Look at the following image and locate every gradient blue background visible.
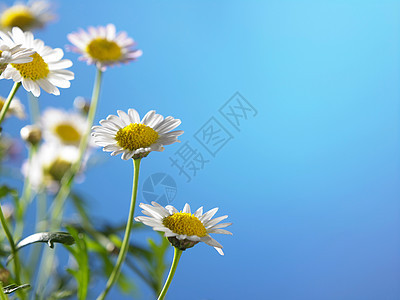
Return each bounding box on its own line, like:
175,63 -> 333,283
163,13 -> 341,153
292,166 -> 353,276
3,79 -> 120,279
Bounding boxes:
2,0 -> 400,299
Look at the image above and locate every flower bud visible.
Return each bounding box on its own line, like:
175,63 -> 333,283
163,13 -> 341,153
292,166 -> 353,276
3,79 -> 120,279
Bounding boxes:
73,97 -> 90,115
20,125 -> 42,146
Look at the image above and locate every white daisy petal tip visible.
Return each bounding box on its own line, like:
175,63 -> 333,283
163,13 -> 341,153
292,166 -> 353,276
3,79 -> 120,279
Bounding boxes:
67,24 -> 142,70
135,202 -> 231,255
92,109 -> 183,160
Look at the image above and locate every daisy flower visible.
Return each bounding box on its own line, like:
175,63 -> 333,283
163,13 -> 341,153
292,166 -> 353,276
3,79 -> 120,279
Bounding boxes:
0,95 -> 25,119
67,24 -> 142,71
41,107 -> 89,147
135,202 -> 232,255
22,143 -> 81,192
0,43 -> 34,74
0,27 -> 74,97
0,0 -> 55,31
92,109 -> 183,160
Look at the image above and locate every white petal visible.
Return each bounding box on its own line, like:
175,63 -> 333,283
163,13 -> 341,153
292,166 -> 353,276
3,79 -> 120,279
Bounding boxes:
204,215 -> 229,229
199,207 -> 219,223
117,110 -> 131,126
207,228 -> 232,235
182,203 -> 191,214
193,207 -> 203,218
128,108 -> 140,123
200,235 -> 223,249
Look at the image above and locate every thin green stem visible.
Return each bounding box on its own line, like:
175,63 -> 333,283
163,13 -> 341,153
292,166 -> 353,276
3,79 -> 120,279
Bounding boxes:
27,189 -> 47,279
28,92 -> 40,124
14,144 -> 37,239
157,247 -> 182,300
97,158 -> 142,300
0,82 -> 20,126
14,92 -> 40,242
0,200 -> 21,286
51,68 -> 103,224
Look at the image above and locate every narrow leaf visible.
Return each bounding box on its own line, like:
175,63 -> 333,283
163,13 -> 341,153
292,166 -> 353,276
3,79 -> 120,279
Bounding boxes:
16,232 -> 75,250
3,283 -> 30,294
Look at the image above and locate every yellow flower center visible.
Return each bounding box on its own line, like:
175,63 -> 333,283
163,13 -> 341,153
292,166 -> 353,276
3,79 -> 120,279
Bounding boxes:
86,38 -> 122,62
0,98 -> 4,111
47,158 -> 72,182
11,52 -> 49,80
54,123 -> 81,144
115,123 -> 159,151
1,6 -> 35,30
163,213 -> 207,237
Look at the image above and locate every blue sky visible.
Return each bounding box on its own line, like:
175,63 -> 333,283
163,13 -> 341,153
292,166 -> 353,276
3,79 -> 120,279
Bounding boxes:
2,0 -> 400,299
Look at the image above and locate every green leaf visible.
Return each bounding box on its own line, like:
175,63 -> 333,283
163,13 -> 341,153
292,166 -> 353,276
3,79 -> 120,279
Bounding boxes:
3,283 -> 30,294
0,282 -> 7,300
145,233 -> 171,294
65,226 -> 89,300
0,186 -> 18,202
16,232 -> 75,250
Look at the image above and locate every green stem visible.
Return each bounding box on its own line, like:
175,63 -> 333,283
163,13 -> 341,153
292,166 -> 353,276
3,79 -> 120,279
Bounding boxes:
0,200 -> 21,286
14,144 -> 37,239
51,68 -> 103,226
15,93 -> 40,238
97,158 -> 142,300
157,247 -> 182,300
28,92 -> 40,124
27,188 -> 47,279
0,82 -> 20,125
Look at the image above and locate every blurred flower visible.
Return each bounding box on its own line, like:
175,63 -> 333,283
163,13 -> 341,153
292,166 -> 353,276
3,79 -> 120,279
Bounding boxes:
22,143 -> 82,192
0,268 -> 10,285
0,44 -> 34,74
135,202 -> 232,255
92,109 -> 183,160
0,27 -> 74,97
20,124 -> 41,145
0,96 -> 25,119
0,0 -> 55,31
67,24 -> 142,71
1,203 -> 14,220
41,107 -> 90,147
0,135 -> 21,162
73,96 -> 90,115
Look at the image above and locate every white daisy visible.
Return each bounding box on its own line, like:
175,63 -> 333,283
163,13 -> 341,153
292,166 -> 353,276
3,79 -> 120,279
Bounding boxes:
41,107 -> 89,147
22,143 -> 81,192
92,109 -> 183,160
67,24 -> 142,71
0,43 -> 34,74
0,95 -> 25,119
0,0 -> 55,31
135,202 -> 232,255
0,27 -> 74,97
